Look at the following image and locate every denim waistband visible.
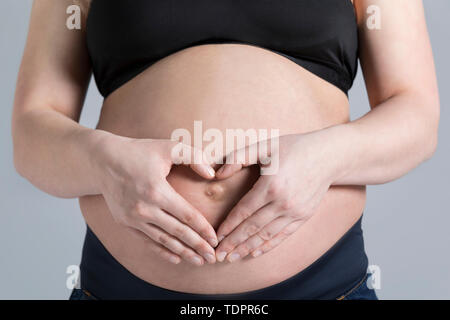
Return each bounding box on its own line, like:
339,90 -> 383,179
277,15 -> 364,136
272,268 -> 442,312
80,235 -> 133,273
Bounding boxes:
80,215 -> 368,300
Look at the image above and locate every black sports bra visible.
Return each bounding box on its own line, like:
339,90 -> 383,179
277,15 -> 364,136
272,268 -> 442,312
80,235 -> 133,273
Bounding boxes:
86,0 -> 359,98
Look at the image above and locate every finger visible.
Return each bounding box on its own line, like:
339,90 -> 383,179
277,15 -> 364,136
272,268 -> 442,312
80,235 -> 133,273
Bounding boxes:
126,227 -> 182,265
215,143 -> 259,179
216,178 -> 270,241
189,163 -> 216,180
158,182 -> 218,248
216,139 -> 275,179
251,220 -> 303,257
138,223 -> 206,266
215,202 -> 278,262
147,208 -> 216,263
171,143 -> 216,180
188,146 -> 216,179
226,216 -> 293,261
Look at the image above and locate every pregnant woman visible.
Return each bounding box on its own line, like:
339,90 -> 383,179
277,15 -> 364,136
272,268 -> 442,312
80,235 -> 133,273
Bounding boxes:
12,0 -> 439,300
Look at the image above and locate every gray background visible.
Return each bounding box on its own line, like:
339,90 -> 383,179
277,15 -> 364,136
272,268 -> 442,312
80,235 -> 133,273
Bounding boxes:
0,0 -> 448,300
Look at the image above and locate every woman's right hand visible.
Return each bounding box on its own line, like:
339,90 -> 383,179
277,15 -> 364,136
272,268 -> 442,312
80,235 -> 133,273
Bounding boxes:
92,132 -> 218,266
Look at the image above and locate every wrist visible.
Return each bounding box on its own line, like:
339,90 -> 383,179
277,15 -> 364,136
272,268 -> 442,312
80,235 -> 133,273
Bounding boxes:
84,129 -> 123,194
313,123 -> 360,185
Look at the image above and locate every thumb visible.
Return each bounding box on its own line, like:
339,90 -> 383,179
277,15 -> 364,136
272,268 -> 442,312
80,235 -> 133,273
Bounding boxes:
215,143 -> 260,179
170,142 -> 216,179
189,162 -> 216,180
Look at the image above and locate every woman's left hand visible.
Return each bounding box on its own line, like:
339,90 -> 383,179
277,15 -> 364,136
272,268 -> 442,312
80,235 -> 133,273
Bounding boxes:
214,132 -> 340,262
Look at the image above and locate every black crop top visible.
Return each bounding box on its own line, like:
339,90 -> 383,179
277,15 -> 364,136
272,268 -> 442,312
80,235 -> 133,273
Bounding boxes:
86,0 -> 359,98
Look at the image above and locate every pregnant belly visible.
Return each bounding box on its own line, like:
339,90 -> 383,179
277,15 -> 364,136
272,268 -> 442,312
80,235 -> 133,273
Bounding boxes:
79,44 -> 366,294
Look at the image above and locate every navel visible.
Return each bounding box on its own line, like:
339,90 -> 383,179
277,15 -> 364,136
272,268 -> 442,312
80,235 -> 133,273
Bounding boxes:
204,183 -> 226,201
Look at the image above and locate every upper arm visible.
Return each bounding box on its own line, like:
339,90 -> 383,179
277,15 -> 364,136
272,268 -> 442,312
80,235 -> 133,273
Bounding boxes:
354,0 -> 439,109
13,0 -> 92,121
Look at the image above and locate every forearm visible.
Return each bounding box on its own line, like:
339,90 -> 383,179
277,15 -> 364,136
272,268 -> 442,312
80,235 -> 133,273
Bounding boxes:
12,108 -> 112,198
322,92 -> 439,186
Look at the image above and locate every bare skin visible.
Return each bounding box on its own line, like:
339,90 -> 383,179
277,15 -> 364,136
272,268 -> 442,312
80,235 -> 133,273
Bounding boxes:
79,43 -> 367,292
12,0 -> 439,294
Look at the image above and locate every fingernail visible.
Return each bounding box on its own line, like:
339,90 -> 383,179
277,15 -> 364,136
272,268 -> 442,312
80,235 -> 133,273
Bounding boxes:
217,235 -> 224,242
209,238 -> 218,247
207,167 -> 215,178
204,253 -> 216,264
190,256 -> 203,266
216,251 -> 227,262
252,250 -> 263,258
169,256 -> 180,264
228,252 -> 241,262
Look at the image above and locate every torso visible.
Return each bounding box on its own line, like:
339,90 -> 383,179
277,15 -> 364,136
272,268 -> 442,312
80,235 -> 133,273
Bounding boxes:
79,43 -> 366,294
